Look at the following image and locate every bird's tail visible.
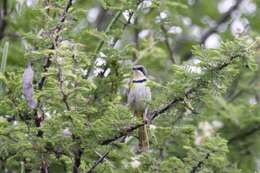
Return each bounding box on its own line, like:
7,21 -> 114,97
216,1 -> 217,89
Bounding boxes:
135,111 -> 149,152
139,124 -> 149,152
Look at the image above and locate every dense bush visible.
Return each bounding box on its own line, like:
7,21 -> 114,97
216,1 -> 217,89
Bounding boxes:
0,0 -> 259,172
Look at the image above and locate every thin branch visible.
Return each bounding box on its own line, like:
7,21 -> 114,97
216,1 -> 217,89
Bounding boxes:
55,54 -> 71,111
73,146 -> 83,173
85,151 -> 110,173
85,0 -> 145,78
123,10 -> 134,30
200,0 -> 244,44
101,123 -> 144,145
99,10 -> 135,77
52,40 -> 82,173
0,0 -> 8,40
132,16 -> 139,61
38,0 -> 73,90
44,0 -> 50,14
96,1 -> 145,77
53,47 -> 83,173
228,124 -> 260,144
182,0 -> 244,61
34,0 -> 73,136
51,35 -> 71,111
226,70 -> 260,102
85,11 -> 122,79
160,24 -> 175,64
45,3 -> 82,172
101,54 -> 241,145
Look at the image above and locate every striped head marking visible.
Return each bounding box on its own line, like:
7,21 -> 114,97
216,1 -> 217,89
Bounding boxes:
132,65 -> 147,76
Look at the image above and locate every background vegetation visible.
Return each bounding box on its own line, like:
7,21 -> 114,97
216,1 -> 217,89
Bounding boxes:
0,0 -> 260,172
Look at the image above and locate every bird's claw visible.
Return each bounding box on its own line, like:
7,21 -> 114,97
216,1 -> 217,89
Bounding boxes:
143,116 -> 150,125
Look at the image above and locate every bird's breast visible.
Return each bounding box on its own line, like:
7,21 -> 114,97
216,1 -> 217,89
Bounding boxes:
128,82 -> 151,112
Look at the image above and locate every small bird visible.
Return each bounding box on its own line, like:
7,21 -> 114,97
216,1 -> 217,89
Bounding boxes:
128,65 -> 151,152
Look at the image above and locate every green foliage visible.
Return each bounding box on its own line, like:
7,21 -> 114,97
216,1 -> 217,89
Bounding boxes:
0,0 -> 260,173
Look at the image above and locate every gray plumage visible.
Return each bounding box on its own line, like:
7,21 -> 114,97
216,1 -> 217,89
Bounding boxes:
128,81 -> 151,112
127,65 -> 151,152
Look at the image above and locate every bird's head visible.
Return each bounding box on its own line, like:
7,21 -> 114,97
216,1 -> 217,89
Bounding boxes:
132,65 -> 147,79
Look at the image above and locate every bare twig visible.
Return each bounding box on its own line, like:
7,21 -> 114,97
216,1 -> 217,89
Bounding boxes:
0,0 -> 8,40
35,0 -> 73,128
44,3 -> 82,172
97,1 -> 146,77
123,10 -> 134,30
99,10 -> 136,77
228,124 -> 260,144
85,151 -> 110,173
35,0 -> 73,135
84,11 -> 122,79
85,0 -> 146,79
160,24 -> 175,63
200,0 -> 244,44
56,60 -> 71,111
226,70 -> 260,102
182,0 -> 244,61
38,0 -> 73,90
132,17 -> 139,61
73,146 -> 83,173
44,0 -> 50,14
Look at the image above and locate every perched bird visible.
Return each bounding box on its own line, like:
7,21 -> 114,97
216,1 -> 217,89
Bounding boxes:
128,65 -> 151,152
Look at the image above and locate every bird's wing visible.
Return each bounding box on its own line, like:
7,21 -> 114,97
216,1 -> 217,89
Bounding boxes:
127,80 -> 135,105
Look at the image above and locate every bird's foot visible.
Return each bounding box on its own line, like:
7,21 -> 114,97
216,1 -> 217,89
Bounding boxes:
143,116 -> 151,125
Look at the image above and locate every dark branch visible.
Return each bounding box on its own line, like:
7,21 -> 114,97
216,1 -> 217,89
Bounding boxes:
84,11 -> 122,79
0,0 -> 8,40
57,64 -> 71,111
123,10 -> 134,30
85,151 -> 110,173
226,69 -> 260,102
38,0 -> 73,90
160,24 -> 175,64
44,0 -> 50,14
99,10 -> 136,77
101,124 -> 144,145
228,124 -> 260,144
73,146 -> 83,173
60,0 -> 73,23
35,0 -> 74,135
85,0 -> 145,78
132,17 -> 139,61
200,0 -> 244,44
182,0 -> 244,61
